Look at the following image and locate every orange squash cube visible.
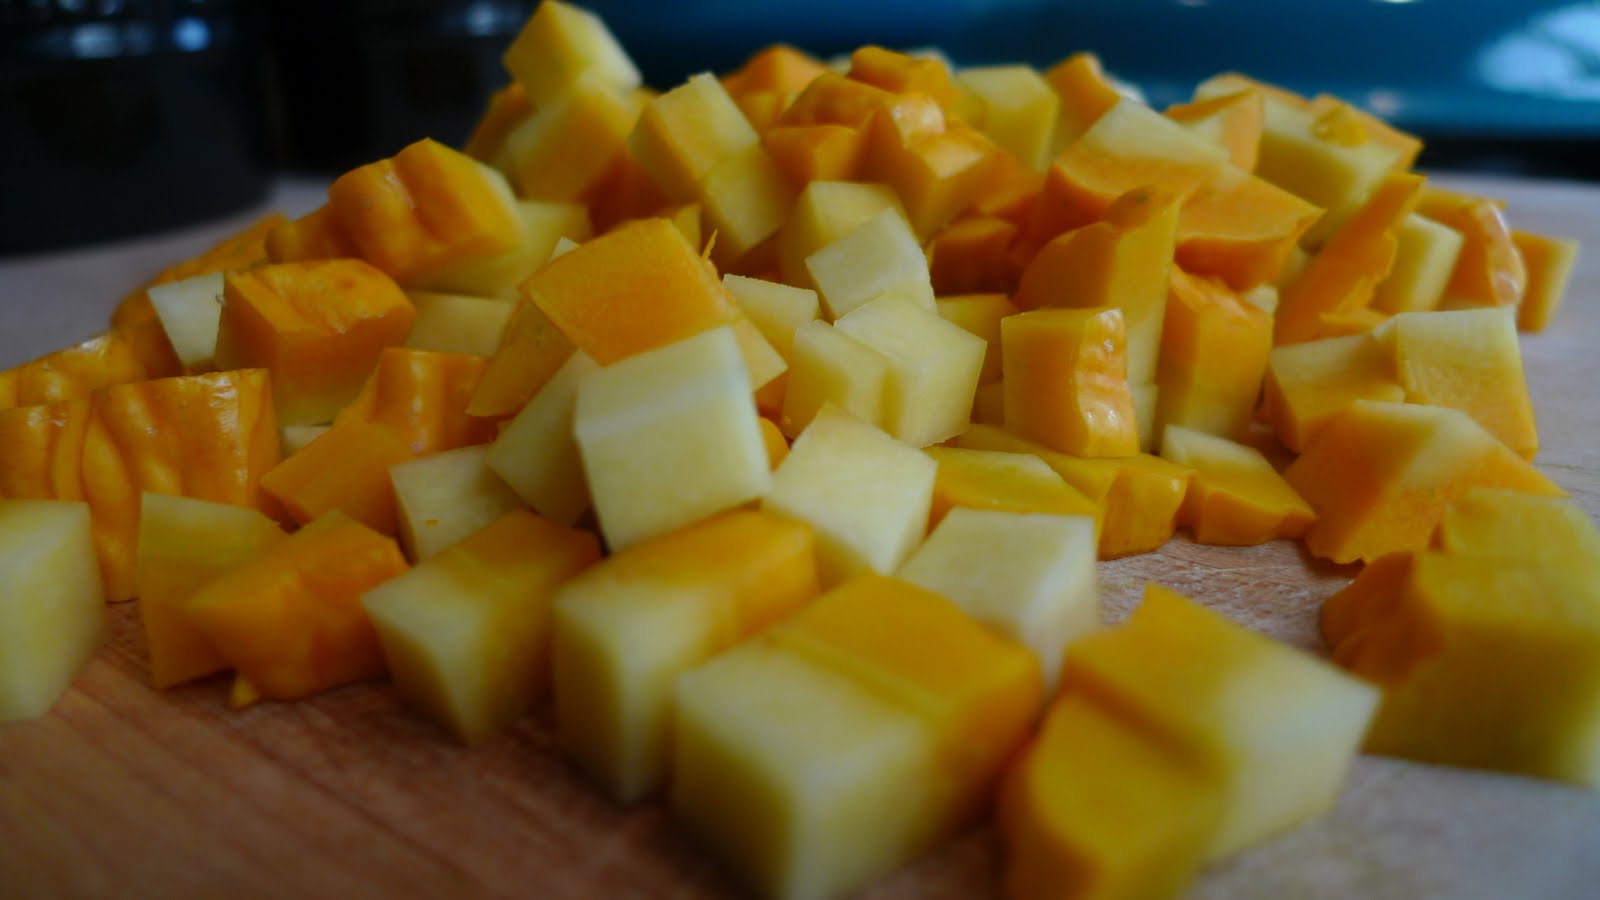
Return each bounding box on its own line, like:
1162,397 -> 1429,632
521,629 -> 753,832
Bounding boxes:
1160,425 -> 1314,546
762,123 -> 866,185
467,300 -> 576,418
0,317 -> 179,411
924,446 -> 1102,534
258,421 -> 417,535
263,206 -> 358,264
1513,229 -> 1580,333
333,347 -> 496,455
463,82 -> 534,162
216,259 -> 416,426
188,511 -> 408,701
1001,307 -> 1140,458
1418,186 -> 1527,310
928,218 -> 1022,297
1176,167 -> 1323,290
1155,268 -> 1274,441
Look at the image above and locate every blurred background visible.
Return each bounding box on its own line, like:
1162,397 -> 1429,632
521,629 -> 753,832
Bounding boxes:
3,0 -> 1598,254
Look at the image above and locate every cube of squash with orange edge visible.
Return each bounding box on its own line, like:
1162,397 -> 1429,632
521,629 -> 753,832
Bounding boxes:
1261,332 -> 1405,453
328,139 -> 526,287
1164,88 -> 1263,170
1015,186 -> 1181,387
1060,583 -> 1379,859
1284,400 -> 1565,565
1323,538 -> 1600,788
1002,307 -> 1140,458
847,45 -> 961,111
762,123 -> 866,186
955,423 -> 1191,559
498,76 -> 638,203
1176,166 -> 1323,291
467,300 -> 575,418
1027,99 -> 1229,247
463,82 -> 534,162
629,72 -> 761,204
865,119 -> 995,239
928,217 -> 1021,297
551,510 -> 820,802
333,347 -> 496,455
729,89 -> 791,134
114,210 -> 287,328
422,199 -> 594,301
259,421 -> 416,535
0,316 -> 180,411
1370,213 -> 1464,315
1513,230 -> 1579,332
999,693 -> 1220,900
31,370 -> 281,603
216,259 -> 416,426
1042,52 -> 1124,152
935,293 -> 1019,384
1419,187 -> 1529,310
264,206 -> 358,264
669,574 -> 1038,899
136,493 -> 287,689
389,445 -> 527,563
833,295 -> 985,448
526,216 -> 737,366
362,508 -> 600,745
1155,268 -> 1274,441
187,511 -> 407,701
722,44 -> 830,99
923,446 -> 1100,538
500,0 -> 640,107
1373,307 -> 1539,459
968,150 -> 1046,225
1274,171 -> 1423,345
1158,425 -> 1313,546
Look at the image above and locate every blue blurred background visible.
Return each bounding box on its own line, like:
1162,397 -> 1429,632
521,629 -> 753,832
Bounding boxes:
3,0 -> 1597,253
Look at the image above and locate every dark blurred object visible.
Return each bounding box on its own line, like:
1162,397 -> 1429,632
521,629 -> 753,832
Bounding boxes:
589,0 -> 1600,180
0,0 -> 275,255
264,0 -> 534,174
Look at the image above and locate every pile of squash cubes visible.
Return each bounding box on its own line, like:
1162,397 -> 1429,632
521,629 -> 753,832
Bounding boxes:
0,2 -> 1593,899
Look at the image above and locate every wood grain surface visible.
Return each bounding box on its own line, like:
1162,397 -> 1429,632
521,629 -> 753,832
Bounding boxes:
2,174 -> 1598,900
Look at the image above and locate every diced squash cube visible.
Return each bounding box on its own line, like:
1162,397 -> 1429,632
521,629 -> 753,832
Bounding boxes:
389,445 -> 525,563
363,509 -> 600,744
334,347 -> 495,455
779,320 -> 891,438
553,510 -> 818,801
833,295 -> 985,447
922,447 -> 1100,537
899,507 -> 1098,688
216,259 -> 416,426
501,0 -> 641,106
1061,584 -> 1378,858
1262,332 -> 1406,453
574,326 -> 770,552
1513,230 -> 1580,333
1155,268 -> 1274,441
421,200 -> 593,300
958,65 -> 1060,171
699,143 -> 797,267
485,351 -> 599,525
0,317 -> 181,411
936,292 -> 1020,385
259,421 -> 417,535
498,76 -> 638,203
135,494 -> 286,689
1160,425 -> 1314,546
776,180 -> 905,288
762,406 -> 936,585
630,72 -> 761,203
0,500 -> 105,721
1002,307 -> 1140,458
1419,186 -> 1527,310
403,291 -> 514,357
805,208 -> 936,320
188,511 -> 408,701
147,272 -> 226,371
723,274 -> 821,359
1370,213 -> 1464,315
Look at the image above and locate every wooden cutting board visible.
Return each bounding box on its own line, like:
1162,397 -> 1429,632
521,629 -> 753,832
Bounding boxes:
2,174 -> 1598,900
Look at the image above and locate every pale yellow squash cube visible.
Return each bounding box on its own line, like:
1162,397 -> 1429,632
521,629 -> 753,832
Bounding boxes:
485,350 -> 599,525
390,444 -> 525,562
723,274 -> 821,360
404,291 -> 514,357
805,208 -> 936,320
731,316 -> 788,393
573,325 -> 771,552
501,0 -> 640,106
935,292 -> 1019,385
898,508 -> 1098,689
1371,213 -> 1464,315
672,641 -> 952,900
776,180 -> 906,288
147,272 -> 225,370
498,77 -> 637,202
630,72 -> 761,202
700,144 -> 796,267
835,294 -> 987,447
762,405 -> 936,584
957,64 -> 1060,170
362,509 -> 599,744
780,320 -> 891,438
0,500 -> 105,721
